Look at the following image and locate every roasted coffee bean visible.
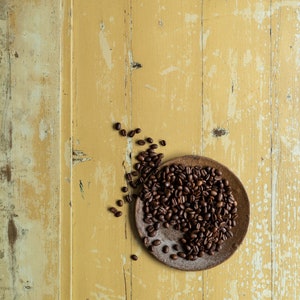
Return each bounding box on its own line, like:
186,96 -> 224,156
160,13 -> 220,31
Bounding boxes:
159,140 -> 166,146
114,122 -> 121,130
131,254 -> 138,261
136,139 -> 146,145
148,245 -> 154,252
109,207 -> 118,214
152,239 -> 161,246
125,195 -> 133,203
146,137 -> 153,143
162,245 -> 169,253
125,173 -> 133,181
115,211 -> 122,217
120,129 -> 126,136
121,186 -> 128,193
150,144 -> 158,149
127,130 -> 135,137
135,128 -> 142,134
116,200 -> 123,207
170,254 -> 178,260
131,170 -> 139,176
143,237 -> 149,245
139,162 -> 237,259
173,244 -> 179,251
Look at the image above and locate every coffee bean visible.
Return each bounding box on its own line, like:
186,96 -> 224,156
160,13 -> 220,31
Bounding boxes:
135,128 -> 142,134
116,200 -> 123,207
121,186 -> 128,193
177,252 -> 186,258
159,140 -> 166,146
150,144 -> 158,149
114,122 -> 121,130
148,245 -> 154,252
115,211 -> 122,217
170,254 -> 178,260
162,245 -> 169,253
146,137 -> 153,143
131,170 -> 139,176
152,239 -> 161,246
138,162 -> 237,259
125,173 -> 133,181
120,129 -> 126,136
128,130 -> 135,137
173,244 -> 179,251
109,207 -> 118,214
136,139 -> 146,145
125,195 -> 133,203
131,254 -> 138,261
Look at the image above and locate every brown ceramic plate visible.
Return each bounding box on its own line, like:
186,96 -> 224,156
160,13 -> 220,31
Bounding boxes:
135,155 -> 250,271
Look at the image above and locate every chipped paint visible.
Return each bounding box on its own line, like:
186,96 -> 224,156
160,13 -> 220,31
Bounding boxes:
99,22 -> 113,70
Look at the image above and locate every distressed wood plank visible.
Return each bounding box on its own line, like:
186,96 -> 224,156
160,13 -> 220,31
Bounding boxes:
202,1 -> 273,299
0,0 -> 62,299
131,1 -> 203,299
68,1 -> 300,300
271,2 -> 300,299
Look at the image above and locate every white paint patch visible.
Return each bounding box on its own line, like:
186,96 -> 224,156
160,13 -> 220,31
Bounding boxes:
145,84 -> 157,92
185,13 -> 198,23
39,119 -> 48,141
253,2 -> 267,25
243,49 -> 252,66
160,65 -> 180,75
292,142 -> 300,157
200,29 -> 210,51
207,65 -> 217,78
227,49 -> 238,119
256,55 -> 265,72
99,22 -> 113,70
229,280 -> 239,300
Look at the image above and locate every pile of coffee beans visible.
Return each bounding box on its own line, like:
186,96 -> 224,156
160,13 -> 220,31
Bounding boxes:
112,121 -> 237,261
139,164 -> 237,259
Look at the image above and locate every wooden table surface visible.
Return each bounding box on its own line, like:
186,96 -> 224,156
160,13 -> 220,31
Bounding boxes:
1,0 -> 300,299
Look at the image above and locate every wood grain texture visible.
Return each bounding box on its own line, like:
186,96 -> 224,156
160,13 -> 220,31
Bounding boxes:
1,0 -> 300,299
0,0 -> 61,299
69,1 -> 300,300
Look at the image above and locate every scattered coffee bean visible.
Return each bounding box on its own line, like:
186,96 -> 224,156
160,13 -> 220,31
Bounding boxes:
115,211 -> 122,217
116,200 -> 123,207
136,139 -> 146,146
128,130 -> 135,137
159,140 -> 166,146
135,128 -> 142,134
150,144 -> 158,149
124,195 -> 133,203
125,173 -> 133,181
109,207 -> 118,214
114,122 -> 121,130
146,137 -> 153,143
120,129 -> 126,136
121,186 -> 128,193
131,254 -> 138,261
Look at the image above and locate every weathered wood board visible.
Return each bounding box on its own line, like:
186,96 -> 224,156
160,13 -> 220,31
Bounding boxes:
1,0 -> 300,299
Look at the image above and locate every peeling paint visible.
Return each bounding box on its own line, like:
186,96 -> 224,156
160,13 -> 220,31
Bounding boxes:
99,22 -> 113,70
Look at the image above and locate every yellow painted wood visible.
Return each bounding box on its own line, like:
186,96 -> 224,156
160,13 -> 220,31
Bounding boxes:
1,0 -> 300,299
68,0 -> 300,299
0,0 -> 61,299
